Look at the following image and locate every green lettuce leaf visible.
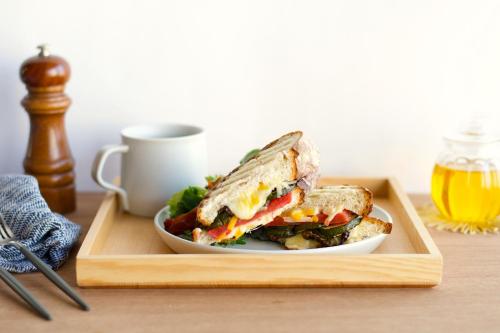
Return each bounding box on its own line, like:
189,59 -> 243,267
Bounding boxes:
167,186 -> 207,218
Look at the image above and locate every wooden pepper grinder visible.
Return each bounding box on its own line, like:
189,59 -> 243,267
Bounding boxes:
20,44 -> 76,214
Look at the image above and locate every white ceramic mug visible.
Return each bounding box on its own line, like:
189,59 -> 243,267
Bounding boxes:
91,124 -> 207,217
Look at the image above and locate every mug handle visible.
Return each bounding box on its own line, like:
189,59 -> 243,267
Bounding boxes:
91,144 -> 130,210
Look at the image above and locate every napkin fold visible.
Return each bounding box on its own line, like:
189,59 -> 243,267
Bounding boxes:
0,175 -> 81,273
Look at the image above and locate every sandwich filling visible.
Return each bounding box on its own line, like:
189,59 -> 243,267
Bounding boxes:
250,209 -> 363,249
164,182 -> 302,245
251,208 -> 391,250
193,185 -> 302,244
224,180 -> 297,221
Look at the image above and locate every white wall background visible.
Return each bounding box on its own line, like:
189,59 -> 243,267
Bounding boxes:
1,0 -> 500,193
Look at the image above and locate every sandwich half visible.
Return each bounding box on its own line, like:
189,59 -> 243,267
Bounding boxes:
166,131 -> 320,245
250,185 -> 392,249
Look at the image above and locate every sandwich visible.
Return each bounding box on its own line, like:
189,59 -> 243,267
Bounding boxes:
165,131 -> 320,245
250,185 -> 392,249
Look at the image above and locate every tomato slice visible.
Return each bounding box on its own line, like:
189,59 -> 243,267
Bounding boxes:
207,191 -> 293,239
266,210 -> 357,227
315,213 -> 328,223
330,209 -> 357,226
266,216 -> 288,227
206,226 -> 227,239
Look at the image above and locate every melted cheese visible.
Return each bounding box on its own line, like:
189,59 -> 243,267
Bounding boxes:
282,207 -> 319,223
233,229 -> 244,240
284,234 -> 320,250
227,182 -> 273,220
290,209 -> 305,221
192,228 -> 201,242
346,220 -> 383,244
227,216 -> 238,232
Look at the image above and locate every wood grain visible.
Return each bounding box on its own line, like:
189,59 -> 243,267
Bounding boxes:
1,192 -> 498,333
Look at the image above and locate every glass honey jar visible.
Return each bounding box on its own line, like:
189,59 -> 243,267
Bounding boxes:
431,121 -> 500,228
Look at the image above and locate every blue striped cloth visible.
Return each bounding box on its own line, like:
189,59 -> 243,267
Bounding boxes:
0,175 -> 81,273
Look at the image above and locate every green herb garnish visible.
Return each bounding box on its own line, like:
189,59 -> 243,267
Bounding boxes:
265,184 -> 294,204
239,148 -> 261,165
179,230 -> 193,241
167,186 -> 207,218
213,236 -> 247,247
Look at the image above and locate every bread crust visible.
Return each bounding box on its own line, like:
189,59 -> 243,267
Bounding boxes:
358,186 -> 373,216
261,131 -> 303,150
298,185 -> 374,217
196,201 -> 210,226
220,131 -> 303,182
362,216 -> 392,234
197,131 -> 303,226
288,148 -> 298,181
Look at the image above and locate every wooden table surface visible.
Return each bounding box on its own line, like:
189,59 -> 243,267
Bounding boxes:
1,193 -> 499,333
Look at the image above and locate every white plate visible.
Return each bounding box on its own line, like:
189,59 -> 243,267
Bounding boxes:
154,205 -> 392,254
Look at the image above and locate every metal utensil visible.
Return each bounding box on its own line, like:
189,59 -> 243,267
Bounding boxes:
0,215 -> 89,319
0,267 -> 51,320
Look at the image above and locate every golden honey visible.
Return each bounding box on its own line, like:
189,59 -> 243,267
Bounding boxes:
431,164 -> 500,225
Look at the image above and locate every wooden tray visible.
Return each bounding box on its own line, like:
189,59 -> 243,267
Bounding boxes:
76,177 -> 442,288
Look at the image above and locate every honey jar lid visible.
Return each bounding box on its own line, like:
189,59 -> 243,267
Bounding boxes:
444,115 -> 500,145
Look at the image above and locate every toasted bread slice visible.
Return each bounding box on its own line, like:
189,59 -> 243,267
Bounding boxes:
280,185 -> 373,223
300,185 -> 373,216
197,131 -> 319,226
345,216 -> 392,244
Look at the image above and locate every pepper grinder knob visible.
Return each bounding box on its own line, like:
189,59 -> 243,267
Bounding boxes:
37,43 -> 50,57
20,44 -> 76,214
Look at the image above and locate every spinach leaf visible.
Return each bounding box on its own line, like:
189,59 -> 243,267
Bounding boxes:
211,208 -> 233,228
249,228 -> 271,241
249,226 -> 296,244
265,184 -> 295,204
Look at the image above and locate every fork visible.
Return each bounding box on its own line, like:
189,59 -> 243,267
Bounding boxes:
0,215 -> 89,319
0,266 -> 51,320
